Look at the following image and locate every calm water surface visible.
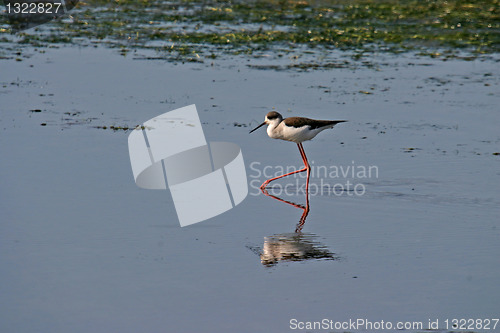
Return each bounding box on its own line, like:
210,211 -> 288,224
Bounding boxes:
1,46 -> 499,332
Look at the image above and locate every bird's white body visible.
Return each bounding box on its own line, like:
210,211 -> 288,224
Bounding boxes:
266,118 -> 337,143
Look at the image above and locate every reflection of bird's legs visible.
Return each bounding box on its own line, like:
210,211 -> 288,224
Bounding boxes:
261,183 -> 310,233
295,184 -> 310,233
260,143 -> 310,189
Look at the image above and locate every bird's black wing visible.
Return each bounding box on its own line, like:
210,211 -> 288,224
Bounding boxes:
284,117 -> 347,130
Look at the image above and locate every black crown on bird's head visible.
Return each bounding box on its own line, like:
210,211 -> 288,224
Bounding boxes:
266,111 -> 282,121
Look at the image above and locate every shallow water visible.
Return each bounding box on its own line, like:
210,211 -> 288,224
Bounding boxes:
1,46 -> 499,332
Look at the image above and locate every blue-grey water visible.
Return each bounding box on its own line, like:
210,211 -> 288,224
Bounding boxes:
1,46 -> 499,332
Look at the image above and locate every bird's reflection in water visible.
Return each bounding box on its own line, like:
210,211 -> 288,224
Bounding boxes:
254,186 -> 338,267
260,232 -> 338,267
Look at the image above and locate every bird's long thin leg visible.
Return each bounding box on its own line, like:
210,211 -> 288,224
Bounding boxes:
260,143 -> 308,189
298,143 -> 311,192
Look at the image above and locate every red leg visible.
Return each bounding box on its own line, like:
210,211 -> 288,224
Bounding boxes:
260,143 -> 308,189
298,143 -> 311,192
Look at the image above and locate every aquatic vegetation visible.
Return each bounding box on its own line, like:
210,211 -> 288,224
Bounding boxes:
1,0 -> 499,66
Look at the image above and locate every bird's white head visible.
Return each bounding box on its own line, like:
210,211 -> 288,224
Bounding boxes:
249,111 -> 283,134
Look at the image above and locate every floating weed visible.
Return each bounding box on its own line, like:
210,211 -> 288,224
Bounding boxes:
247,59 -> 351,71
94,124 -> 150,132
403,147 -> 423,153
93,125 -> 130,131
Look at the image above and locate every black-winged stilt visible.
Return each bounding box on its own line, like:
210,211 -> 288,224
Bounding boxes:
250,111 -> 346,190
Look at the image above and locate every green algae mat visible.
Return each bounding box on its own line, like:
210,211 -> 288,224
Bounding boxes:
1,0 -> 499,65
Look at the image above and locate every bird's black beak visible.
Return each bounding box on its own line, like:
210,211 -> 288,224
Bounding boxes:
249,121 -> 266,134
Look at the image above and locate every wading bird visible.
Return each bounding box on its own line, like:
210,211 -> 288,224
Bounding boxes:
250,111 -> 346,190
